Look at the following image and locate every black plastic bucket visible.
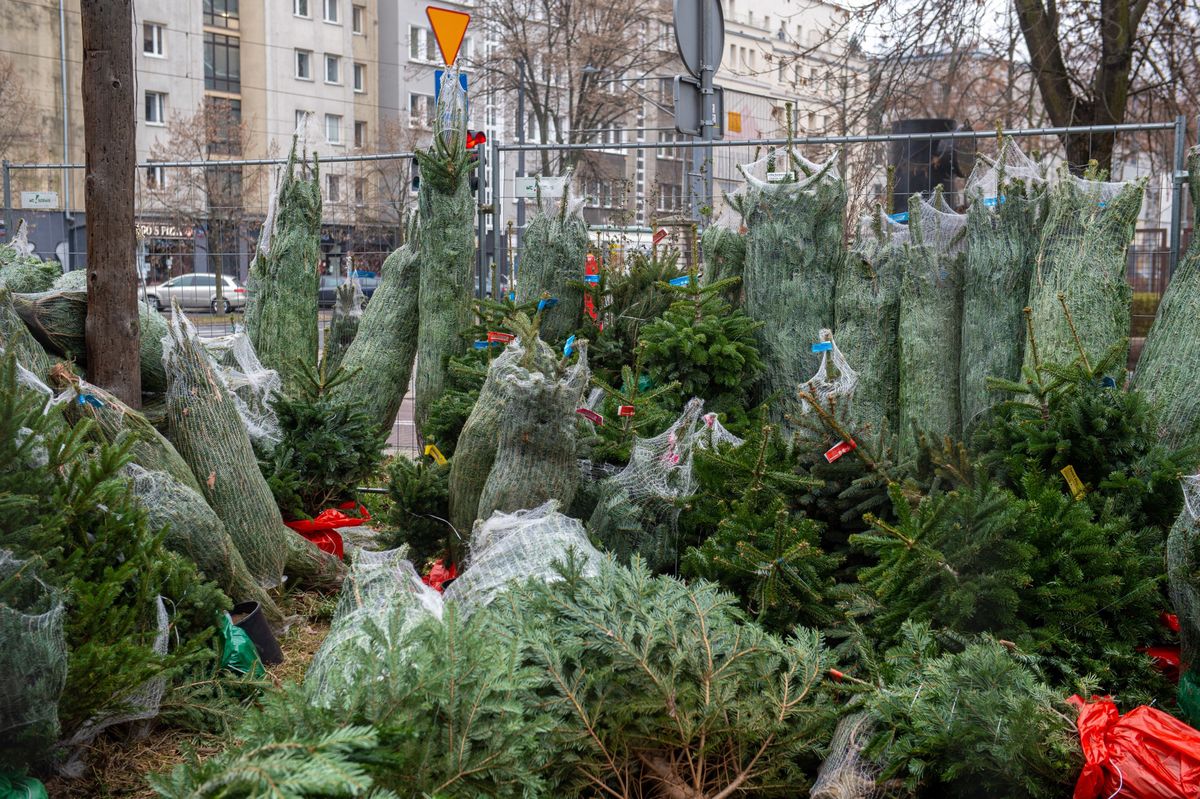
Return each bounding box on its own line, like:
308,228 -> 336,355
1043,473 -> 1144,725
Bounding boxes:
230,601 -> 285,665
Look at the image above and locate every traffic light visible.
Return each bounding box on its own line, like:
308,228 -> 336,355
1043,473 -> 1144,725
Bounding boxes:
467,130 -> 485,193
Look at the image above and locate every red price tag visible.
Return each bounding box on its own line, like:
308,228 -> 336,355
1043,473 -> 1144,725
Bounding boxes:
617,405 -> 635,417
576,408 -> 603,425
653,228 -> 668,246
487,331 -> 515,344
824,439 -> 857,463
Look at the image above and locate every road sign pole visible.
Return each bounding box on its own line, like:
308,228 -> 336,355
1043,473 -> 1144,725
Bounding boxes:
700,0 -> 714,224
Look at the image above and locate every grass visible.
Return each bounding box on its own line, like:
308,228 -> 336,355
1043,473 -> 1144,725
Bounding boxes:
42,588 -> 335,798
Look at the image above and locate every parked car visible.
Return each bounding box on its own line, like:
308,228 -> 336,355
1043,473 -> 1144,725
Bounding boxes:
318,274 -> 378,309
140,273 -> 247,313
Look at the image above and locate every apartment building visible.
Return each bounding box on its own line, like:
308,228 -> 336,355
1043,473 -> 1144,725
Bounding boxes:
2,0 -> 382,275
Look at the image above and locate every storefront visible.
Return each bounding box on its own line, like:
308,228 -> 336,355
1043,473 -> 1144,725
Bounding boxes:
137,222 -> 199,283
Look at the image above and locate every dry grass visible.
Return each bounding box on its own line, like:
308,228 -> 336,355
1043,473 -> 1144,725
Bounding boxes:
43,589 -> 333,798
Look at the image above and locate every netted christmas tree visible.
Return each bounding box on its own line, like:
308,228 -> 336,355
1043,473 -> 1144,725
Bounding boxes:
1132,146 -> 1200,450
960,138 -> 1046,428
741,143 -> 846,435
444,501 -> 603,618
163,306 -> 344,590
124,465 -> 284,623
448,341 -> 536,541
321,277 -> 364,377
1169,474 -> 1200,726
475,324 -> 590,526
244,135 -> 322,397
11,288 -> 170,393
837,207 -> 906,439
0,550 -> 66,773
1024,165 -> 1145,373
588,398 -> 707,572
514,179 -> 589,345
414,68 -> 475,433
896,191 -> 966,456
0,287 -> 53,380
328,241 -> 420,438
50,364 -> 202,493
0,220 -> 59,293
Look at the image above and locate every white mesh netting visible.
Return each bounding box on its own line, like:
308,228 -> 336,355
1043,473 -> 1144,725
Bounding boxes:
587,399 -> 709,570
59,595 -> 169,777
964,138 -> 1046,201
698,411 -> 745,450
799,329 -> 859,414
305,547 -> 444,708
8,219 -> 35,258
190,324 -> 283,448
810,712 -> 883,799
738,148 -> 841,196
258,118 -> 315,259
445,501 -> 603,618
0,550 -> 67,762
1170,474 -> 1200,675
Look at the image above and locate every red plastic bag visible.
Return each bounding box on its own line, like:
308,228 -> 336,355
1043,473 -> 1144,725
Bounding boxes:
422,559 -> 457,592
283,502 -> 370,560
1069,694 -> 1200,799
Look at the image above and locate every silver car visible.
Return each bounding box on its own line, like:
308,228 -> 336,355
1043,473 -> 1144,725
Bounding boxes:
140,273 -> 247,313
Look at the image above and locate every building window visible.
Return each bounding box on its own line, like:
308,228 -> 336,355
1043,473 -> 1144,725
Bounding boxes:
202,0 -> 239,29
323,0 -> 339,23
354,177 -> 365,205
408,26 -> 434,62
352,4 -> 364,33
325,54 -> 341,84
146,164 -> 166,190
327,174 -> 341,202
325,113 -> 342,144
206,96 -> 242,155
204,32 -> 240,92
143,22 -> 164,56
656,131 -> 681,160
294,0 -> 309,17
295,49 -> 312,79
295,109 -> 310,130
145,91 -> 166,125
657,183 -> 682,212
353,62 -> 365,92
353,120 -> 366,148
409,93 -> 434,127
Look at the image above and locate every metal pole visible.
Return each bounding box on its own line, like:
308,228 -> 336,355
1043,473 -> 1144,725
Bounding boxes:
491,136 -> 503,282
1169,114 -> 1186,276
2,161 -> 11,243
476,139 -> 487,299
699,0 -> 715,224
516,60 -> 526,264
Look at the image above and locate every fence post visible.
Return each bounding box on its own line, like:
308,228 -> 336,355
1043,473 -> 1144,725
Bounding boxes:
1169,114 -> 1186,276
2,160 -> 11,242
476,135 -> 487,299
491,136 -> 503,283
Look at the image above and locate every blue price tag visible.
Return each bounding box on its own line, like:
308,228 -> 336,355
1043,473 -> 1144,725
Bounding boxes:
473,340 -> 490,350
563,335 -> 576,357
1100,376 -> 1116,388
508,291 -> 515,301
982,195 -> 1007,207
669,275 -> 691,286
811,341 -> 833,353
889,211 -> 909,223
77,393 -> 105,408
537,297 -> 559,313
584,274 -> 599,284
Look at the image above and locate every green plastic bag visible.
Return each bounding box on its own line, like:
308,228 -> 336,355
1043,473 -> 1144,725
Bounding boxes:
0,773 -> 48,799
1180,669 -> 1200,729
219,613 -> 265,678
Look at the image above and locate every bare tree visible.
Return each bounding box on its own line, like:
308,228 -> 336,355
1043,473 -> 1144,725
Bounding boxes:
348,116 -> 424,245
147,98 -> 265,299
478,0 -> 673,174
0,56 -> 32,163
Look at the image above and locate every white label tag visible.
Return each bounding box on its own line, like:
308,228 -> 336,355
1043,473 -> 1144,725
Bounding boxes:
514,176 -> 567,199
766,171 -> 793,183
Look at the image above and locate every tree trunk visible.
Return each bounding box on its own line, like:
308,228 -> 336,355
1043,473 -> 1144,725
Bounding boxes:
81,0 -> 141,407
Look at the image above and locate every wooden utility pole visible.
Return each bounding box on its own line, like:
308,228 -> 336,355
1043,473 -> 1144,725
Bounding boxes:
81,0 -> 141,406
